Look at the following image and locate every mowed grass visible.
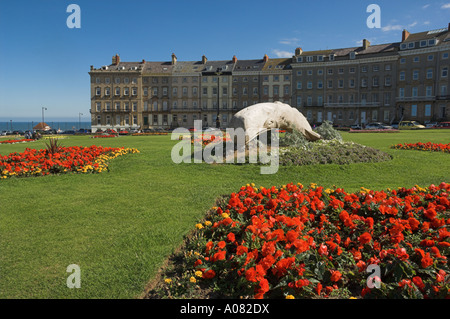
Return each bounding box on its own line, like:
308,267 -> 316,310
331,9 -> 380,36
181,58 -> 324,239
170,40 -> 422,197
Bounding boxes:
0,130 -> 449,299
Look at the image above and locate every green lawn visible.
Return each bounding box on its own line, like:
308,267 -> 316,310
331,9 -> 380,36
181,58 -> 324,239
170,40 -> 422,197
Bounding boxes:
0,130 -> 449,298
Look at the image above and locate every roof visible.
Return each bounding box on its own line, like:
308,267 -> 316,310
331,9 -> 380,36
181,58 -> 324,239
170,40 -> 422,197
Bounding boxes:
234,59 -> 266,72
262,58 -> 291,71
404,27 -> 449,42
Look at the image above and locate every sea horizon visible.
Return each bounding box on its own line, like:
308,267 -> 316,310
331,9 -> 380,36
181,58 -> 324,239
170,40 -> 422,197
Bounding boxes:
1,120 -> 92,132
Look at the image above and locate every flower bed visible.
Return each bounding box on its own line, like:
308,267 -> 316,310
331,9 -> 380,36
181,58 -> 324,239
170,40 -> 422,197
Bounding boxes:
0,139 -> 35,144
391,142 -> 450,153
150,182 -> 450,299
0,146 -> 139,178
280,140 -> 392,166
191,134 -> 231,147
132,132 -> 169,136
92,134 -> 118,139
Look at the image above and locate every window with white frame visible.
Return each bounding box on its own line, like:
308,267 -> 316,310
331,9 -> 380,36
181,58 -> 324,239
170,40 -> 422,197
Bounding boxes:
296,96 -> 302,106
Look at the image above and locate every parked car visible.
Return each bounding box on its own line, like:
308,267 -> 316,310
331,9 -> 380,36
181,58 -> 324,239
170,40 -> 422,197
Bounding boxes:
119,130 -> 129,135
0,130 -> 7,136
391,122 -> 399,129
366,122 -> 393,130
350,125 -> 362,130
433,122 -> 450,129
425,122 -> 438,128
398,121 -> 425,130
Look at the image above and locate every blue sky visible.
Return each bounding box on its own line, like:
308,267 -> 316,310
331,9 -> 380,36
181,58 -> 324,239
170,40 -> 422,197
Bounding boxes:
0,0 -> 449,121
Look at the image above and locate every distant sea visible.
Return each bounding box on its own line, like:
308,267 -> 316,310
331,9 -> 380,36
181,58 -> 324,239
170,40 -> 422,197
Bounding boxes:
1,121 -> 92,132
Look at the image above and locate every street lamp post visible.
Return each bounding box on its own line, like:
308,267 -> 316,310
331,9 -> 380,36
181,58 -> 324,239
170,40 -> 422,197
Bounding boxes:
42,107 -> 47,127
215,67 -> 222,129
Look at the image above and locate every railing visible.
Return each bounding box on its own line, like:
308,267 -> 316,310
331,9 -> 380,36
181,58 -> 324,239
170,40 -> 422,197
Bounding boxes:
324,102 -> 381,108
396,96 -> 435,102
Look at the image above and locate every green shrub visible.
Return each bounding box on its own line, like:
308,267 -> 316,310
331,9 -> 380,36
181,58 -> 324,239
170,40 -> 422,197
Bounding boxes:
314,121 -> 343,141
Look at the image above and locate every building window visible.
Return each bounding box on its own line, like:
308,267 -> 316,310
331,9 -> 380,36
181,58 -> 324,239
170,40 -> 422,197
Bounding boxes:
124,78 -> 129,84
411,105 -> 417,117
133,102 -> 137,111
442,52 -> 449,59
399,88 -> 405,98
372,110 -> 378,121
384,110 -> 389,122
274,86 -> 279,95
425,104 -> 431,117
412,87 -> 418,97
338,79 -> 344,88
413,70 -> 419,81
413,56 -> 420,63
428,54 -> 434,61
384,76 -> 391,86
123,88 -> 129,96
296,96 -> 302,107
349,79 -> 355,88
318,81 -> 323,89
400,58 -> 406,64
361,78 -> 368,87
115,102 -> 120,110
162,87 -> 167,96
372,77 -> 379,87
442,67 -> 448,78
426,86 -> 433,97
427,69 -> 433,79
297,81 -> 302,90
384,92 -> 391,106
96,102 -> 101,112
399,71 -> 405,81
172,87 -> 178,97
307,81 -> 313,89
95,87 -> 101,96
97,116 -> 101,125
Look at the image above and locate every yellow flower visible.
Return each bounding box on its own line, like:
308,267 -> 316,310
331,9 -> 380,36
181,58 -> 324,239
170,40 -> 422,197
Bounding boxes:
195,271 -> 203,278
250,183 -> 255,187
204,221 -> 212,226
195,223 -> 203,229
285,295 -> 295,299
164,278 -> 172,284
221,213 -> 229,219
189,277 -> 197,283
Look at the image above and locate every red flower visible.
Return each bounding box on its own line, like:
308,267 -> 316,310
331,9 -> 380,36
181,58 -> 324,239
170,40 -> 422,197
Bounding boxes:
330,270 -> 342,282
412,276 -> 425,291
226,232 -> 235,242
202,269 -> 216,279
358,232 -> 372,245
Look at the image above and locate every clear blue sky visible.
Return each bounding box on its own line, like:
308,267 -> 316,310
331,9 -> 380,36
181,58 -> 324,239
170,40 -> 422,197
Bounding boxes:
0,0 -> 449,121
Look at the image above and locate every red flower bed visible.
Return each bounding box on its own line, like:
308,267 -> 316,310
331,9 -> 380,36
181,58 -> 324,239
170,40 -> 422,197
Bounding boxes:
0,139 -> 35,144
0,146 -> 139,178
188,182 -> 450,299
192,134 -> 231,147
391,142 -> 450,153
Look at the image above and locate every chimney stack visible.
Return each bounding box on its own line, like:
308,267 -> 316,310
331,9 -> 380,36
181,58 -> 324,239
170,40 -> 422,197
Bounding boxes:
263,54 -> 269,62
141,59 -> 145,64
402,29 -> 410,42
363,39 -> 370,50
295,47 -> 303,56
112,54 -> 120,65
202,55 -> 207,64
232,55 -> 238,63
171,53 -> 177,65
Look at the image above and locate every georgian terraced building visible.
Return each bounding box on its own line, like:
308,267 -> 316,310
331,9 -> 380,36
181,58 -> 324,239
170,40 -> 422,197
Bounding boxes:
89,24 -> 450,132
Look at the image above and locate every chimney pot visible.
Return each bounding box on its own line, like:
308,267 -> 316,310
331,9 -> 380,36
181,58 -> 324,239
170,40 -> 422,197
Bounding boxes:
263,54 -> 269,62
295,47 -> 303,56
202,55 -> 207,64
363,39 -> 370,50
232,55 -> 237,63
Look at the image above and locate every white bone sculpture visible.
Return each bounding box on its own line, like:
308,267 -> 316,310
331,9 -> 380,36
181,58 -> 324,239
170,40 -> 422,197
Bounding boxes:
227,102 -> 321,143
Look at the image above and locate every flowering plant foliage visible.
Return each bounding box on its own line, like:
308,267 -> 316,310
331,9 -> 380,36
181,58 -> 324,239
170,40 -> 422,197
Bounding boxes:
191,134 -> 231,147
160,182 -> 450,299
391,142 -> 450,153
0,139 -> 35,144
0,146 -> 139,178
